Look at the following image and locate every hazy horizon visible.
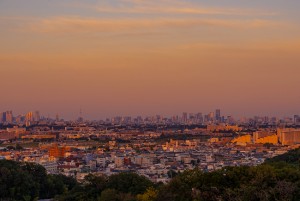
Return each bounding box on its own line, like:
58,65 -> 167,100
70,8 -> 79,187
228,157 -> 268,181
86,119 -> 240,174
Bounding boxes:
1,0 -> 299,120
0,107 -> 298,121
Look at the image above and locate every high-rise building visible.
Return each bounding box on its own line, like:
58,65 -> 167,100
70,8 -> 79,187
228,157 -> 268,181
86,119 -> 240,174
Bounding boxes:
208,112 -> 214,121
196,113 -> 203,123
5,111 -> 13,123
56,114 -> 60,121
277,128 -> 300,145
34,111 -> 40,121
0,112 -> 4,123
189,113 -> 195,121
294,115 -> 300,124
253,131 -> 278,144
77,108 -> 83,122
15,115 -> 25,124
172,115 -> 179,122
182,112 -> 188,123
215,109 -> 221,121
49,144 -> 68,158
25,112 -> 33,122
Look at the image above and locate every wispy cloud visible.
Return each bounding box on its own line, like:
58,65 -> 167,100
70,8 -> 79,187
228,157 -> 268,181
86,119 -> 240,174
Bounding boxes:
0,0 -> 281,36
25,16 -> 281,35
83,0 -> 277,16
95,5 -> 276,17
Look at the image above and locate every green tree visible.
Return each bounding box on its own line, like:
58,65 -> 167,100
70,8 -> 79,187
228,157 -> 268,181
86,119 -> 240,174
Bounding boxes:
98,189 -> 119,201
137,187 -> 158,201
80,174 -> 108,200
107,172 -> 154,195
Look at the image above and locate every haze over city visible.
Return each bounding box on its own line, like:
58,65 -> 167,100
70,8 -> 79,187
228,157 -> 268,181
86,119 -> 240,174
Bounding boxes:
1,0 -> 299,119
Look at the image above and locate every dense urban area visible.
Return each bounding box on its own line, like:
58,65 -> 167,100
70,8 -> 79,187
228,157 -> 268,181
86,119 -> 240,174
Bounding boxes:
1,109 -> 300,185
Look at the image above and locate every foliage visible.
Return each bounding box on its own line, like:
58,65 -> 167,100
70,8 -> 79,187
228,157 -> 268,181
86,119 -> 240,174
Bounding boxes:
156,163 -> 300,201
265,148 -> 300,165
3,148 -> 300,201
137,187 -> 158,201
56,173 -> 154,201
0,160 -> 78,201
107,172 -> 154,195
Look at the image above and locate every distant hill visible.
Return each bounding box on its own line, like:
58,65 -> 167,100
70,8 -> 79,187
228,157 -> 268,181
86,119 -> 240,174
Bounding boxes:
265,148 -> 300,165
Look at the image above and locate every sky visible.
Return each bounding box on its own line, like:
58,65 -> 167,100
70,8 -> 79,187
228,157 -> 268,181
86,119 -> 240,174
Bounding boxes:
0,0 -> 299,120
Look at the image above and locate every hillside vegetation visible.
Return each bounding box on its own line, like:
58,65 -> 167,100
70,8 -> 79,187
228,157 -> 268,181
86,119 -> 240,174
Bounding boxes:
1,149 -> 300,201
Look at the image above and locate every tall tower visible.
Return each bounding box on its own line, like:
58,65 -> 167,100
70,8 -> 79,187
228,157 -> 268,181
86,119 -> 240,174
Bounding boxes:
78,108 -> 83,122
196,113 -> 203,124
5,111 -> 13,123
25,112 -> 33,122
215,109 -> 221,122
34,111 -> 40,121
0,112 -> 3,123
25,112 -> 33,126
1,112 -> 6,123
208,112 -> 214,121
56,113 -> 59,121
182,112 -> 188,123
294,115 -> 300,124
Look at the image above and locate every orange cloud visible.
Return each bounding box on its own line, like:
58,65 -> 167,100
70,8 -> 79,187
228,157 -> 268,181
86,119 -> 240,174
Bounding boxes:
25,17 -> 281,35
75,0 -> 277,16
95,4 -> 277,16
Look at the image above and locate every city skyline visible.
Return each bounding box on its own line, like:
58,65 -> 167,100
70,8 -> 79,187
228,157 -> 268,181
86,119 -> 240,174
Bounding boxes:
1,0 -> 300,119
1,108 -> 299,121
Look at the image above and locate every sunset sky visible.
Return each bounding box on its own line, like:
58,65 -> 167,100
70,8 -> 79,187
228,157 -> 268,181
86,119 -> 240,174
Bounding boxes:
0,0 -> 299,120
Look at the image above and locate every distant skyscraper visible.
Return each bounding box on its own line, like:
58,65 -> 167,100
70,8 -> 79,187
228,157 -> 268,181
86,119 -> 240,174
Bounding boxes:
5,111 -> 13,123
136,116 -> 143,123
208,112 -> 214,121
189,113 -> 195,119
78,108 -> 83,122
15,115 -> 25,124
0,112 -> 4,123
25,112 -> 34,126
182,112 -> 188,123
172,115 -> 179,122
56,114 -> 60,121
34,111 -> 40,121
294,115 -> 300,124
215,109 -> 221,121
196,113 -> 203,123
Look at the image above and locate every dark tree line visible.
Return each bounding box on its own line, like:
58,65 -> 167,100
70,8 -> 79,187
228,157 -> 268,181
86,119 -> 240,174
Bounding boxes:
0,160 -> 77,201
2,148 -> 300,201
